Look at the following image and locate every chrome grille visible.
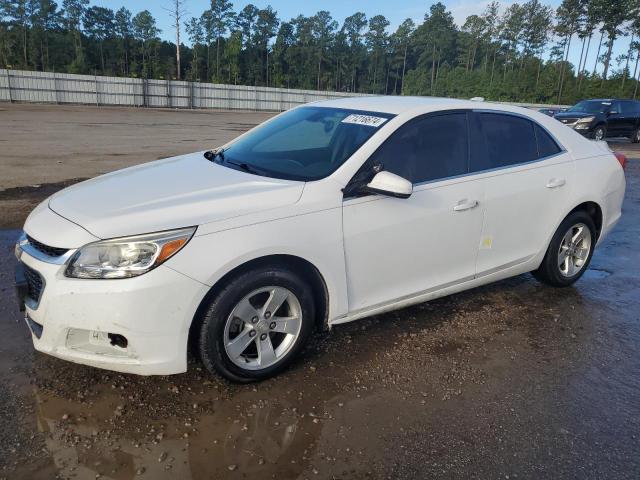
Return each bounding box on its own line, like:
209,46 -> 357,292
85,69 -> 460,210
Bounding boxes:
26,235 -> 69,258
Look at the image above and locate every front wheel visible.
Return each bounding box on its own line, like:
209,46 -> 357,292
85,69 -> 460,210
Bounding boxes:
592,125 -> 606,141
197,266 -> 315,382
532,211 -> 596,287
631,127 -> 640,144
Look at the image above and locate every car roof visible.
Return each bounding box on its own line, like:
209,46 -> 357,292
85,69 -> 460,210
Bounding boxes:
581,98 -> 638,102
310,95 -> 481,115
308,95 -> 577,118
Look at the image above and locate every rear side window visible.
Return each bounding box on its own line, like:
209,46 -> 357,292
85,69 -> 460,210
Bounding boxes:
371,112 -> 469,184
473,113 -> 538,171
621,100 -> 640,114
534,124 -> 562,158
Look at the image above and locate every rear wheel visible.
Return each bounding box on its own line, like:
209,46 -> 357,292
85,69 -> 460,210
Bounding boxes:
631,127 -> 640,143
532,211 -> 596,287
198,266 -> 315,382
592,125 -> 606,141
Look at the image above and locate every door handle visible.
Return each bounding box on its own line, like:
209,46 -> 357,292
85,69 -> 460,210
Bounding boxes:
453,199 -> 479,211
546,178 -> 566,189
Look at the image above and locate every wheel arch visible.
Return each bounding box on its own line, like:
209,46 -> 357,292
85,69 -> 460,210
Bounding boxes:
568,201 -> 603,240
593,122 -> 607,138
534,200 -> 604,271
188,254 -> 330,355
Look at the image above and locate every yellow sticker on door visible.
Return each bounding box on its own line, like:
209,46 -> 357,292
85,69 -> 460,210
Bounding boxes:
480,236 -> 493,249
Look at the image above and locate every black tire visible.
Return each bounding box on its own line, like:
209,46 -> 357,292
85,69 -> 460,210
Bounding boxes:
592,125 -> 606,141
197,265 -> 315,382
631,127 -> 640,144
532,210 -> 596,287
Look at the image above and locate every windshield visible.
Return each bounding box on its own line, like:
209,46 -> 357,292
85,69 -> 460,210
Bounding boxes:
219,106 -> 395,181
568,100 -> 612,114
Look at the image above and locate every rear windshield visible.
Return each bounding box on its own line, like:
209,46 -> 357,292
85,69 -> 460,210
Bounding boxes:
568,100 -> 612,114
220,106 -> 395,181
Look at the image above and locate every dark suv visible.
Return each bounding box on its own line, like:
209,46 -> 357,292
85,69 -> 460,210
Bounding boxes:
554,98 -> 640,142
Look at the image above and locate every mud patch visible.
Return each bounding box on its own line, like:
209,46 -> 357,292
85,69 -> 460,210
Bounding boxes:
0,179 -> 87,229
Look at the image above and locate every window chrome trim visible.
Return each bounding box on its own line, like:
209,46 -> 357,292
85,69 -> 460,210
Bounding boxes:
16,232 -> 77,265
412,150 -> 569,189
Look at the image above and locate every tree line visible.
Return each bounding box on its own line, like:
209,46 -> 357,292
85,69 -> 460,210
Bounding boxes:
1,0 -> 640,104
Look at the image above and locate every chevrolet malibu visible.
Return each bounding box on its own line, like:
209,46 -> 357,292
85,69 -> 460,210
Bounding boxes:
15,97 -> 626,382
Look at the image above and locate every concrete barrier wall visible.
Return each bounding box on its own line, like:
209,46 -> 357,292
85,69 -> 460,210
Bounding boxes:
0,69 -> 567,111
0,69 -> 371,111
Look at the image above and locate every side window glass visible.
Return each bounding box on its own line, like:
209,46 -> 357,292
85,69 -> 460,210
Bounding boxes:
621,101 -> 636,114
369,113 -> 469,184
472,113 -> 538,172
534,124 -> 562,158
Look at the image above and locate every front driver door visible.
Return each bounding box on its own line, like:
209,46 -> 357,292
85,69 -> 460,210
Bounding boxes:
605,101 -> 627,137
342,111 -> 485,313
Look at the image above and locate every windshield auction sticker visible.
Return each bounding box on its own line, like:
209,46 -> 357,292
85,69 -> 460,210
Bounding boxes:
341,114 -> 388,128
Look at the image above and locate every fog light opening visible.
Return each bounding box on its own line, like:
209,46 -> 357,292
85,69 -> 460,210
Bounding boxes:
108,333 -> 128,349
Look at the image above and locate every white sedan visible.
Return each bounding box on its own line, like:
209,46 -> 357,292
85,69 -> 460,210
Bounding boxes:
15,97 -> 626,381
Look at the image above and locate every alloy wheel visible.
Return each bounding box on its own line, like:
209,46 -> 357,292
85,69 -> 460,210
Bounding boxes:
594,128 -> 605,141
223,286 -> 302,370
557,222 -> 592,277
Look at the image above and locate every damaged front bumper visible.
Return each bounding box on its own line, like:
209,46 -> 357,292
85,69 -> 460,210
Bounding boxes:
15,236 -> 209,376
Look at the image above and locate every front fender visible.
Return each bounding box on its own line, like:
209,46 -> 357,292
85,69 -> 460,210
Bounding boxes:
165,208 -> 349,322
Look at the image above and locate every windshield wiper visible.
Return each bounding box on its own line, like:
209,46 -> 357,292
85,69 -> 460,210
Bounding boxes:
225,159 -> 262,175
204,149 -> 260,175
206,150 -> 270,177
204,148 -> 225,163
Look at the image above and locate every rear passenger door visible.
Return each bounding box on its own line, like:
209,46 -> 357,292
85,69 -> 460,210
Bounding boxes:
471,111 -> 574,277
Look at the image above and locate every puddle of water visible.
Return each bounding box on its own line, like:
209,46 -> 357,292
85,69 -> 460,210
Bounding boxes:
582,268 -> 612,280
30,377 -> 336,479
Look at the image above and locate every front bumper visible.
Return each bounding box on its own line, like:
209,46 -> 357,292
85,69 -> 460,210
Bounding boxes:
15,243 -> 209,375
559,121 -> 595,136
573,125 -> 595,137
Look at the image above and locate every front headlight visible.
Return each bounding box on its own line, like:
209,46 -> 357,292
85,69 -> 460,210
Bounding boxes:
575,116 -> 595,124
65,227 -> 196,279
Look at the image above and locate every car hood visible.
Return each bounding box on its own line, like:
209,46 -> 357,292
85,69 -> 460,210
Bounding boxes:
48,152 -> 305,239
555,112 -> 598,121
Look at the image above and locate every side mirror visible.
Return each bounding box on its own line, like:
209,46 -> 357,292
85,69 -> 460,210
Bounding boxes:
363,171 -> 413,199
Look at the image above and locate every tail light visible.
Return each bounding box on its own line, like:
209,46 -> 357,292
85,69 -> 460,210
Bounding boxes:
613,152 -> 627,170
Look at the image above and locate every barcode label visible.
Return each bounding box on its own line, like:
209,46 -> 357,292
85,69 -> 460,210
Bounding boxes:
341,114 -> 388,128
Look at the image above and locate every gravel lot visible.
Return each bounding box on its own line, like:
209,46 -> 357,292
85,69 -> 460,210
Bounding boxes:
1,103 -> 639,480
0,103 -> 273,228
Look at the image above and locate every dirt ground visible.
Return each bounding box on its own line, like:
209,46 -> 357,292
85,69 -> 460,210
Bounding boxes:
1,104 -> 640,480
0,103 -> 273,228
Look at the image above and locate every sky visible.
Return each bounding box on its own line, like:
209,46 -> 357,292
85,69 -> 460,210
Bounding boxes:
93,0 -> 631,77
